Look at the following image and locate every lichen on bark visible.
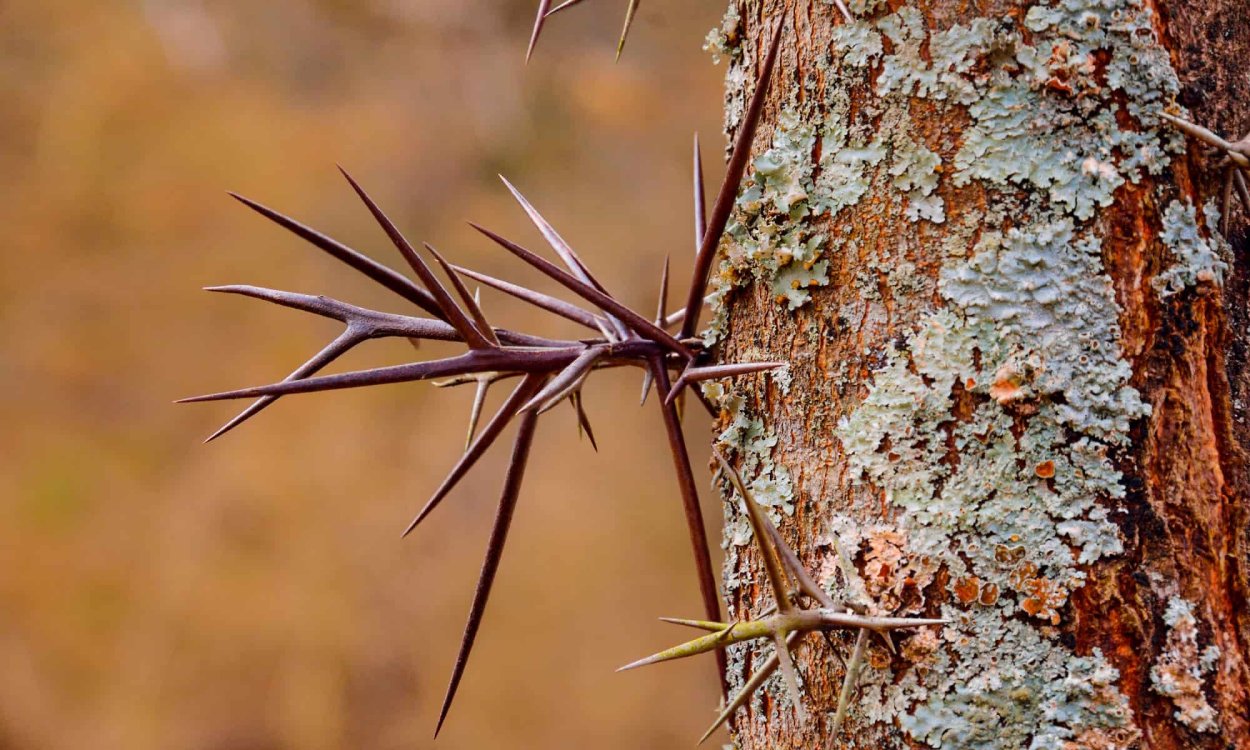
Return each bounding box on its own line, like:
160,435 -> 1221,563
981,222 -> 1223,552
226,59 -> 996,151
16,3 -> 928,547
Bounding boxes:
704,0 -> 1249,748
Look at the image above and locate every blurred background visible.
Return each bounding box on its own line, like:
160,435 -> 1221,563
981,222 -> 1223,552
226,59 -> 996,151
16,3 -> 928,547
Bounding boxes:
0,1 -> 734,748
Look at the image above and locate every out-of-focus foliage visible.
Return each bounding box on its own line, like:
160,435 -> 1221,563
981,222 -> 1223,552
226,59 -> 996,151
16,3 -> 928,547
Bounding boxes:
0,1 -> 726,747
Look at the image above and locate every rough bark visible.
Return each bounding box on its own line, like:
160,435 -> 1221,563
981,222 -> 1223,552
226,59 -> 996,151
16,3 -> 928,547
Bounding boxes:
704,1 -> 1249,748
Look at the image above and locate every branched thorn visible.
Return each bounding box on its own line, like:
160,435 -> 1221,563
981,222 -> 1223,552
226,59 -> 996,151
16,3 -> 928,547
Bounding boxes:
180,21 -> 789,737
618,449 -> 945,743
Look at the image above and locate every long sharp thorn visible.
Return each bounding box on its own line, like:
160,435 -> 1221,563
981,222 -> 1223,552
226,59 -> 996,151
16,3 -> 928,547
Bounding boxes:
1160,112 -> 1237,152
617,623 -> 758,672
526,0 -> 553,63
697,632 -> 799,745
693,133 -> 706,253
665,361 -> 786,405
773,631 -> 807,722
204,329 -> 359,443
650,357 -> 728,698
498,176 -> 629,339
832,629 -> 869,735
655,255 -> 670,325
338,169 -> 492,349
522,347 -> 605,414
659,617 -> 731,632
452,265 -> 604,332
831,0 -> 854,23
639,369 -> 653,406
179,349 -> 564,403
571,390 -> 599,451
227,192 -> 444,319
465,378 -> 491,450
403,375 -> 545,536
615,0 -> 640,61
426,246 -> 500,347
434,410 -> 539,738
470,223 -> 691,357
713,449 -> 792,612
680,21 -> 785,339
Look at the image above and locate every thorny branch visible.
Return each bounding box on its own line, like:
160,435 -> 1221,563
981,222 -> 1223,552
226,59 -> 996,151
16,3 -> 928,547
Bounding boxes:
619,450 -> 945,744
182,24 -> 788,737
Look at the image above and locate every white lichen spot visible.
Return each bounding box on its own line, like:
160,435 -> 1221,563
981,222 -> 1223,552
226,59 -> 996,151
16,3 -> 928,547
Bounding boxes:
1149,597 -> 1221,733
1153,199 -> 1228,297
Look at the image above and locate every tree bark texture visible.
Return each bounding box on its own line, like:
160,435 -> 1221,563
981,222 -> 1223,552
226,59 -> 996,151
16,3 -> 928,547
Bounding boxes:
704,1 -> 1249,748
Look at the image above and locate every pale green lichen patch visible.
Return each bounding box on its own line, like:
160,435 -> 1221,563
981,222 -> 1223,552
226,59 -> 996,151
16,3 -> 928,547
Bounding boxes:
891,608 -> 1136,749
1149,597 -> 1221,733
1153,199 -> 1228,297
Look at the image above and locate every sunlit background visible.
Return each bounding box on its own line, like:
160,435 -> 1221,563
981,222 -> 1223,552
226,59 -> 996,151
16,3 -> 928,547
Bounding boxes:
0,1 -> 736,747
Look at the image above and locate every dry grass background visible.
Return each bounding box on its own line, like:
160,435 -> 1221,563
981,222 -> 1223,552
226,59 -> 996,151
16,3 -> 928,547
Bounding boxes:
0,1 -> 736,747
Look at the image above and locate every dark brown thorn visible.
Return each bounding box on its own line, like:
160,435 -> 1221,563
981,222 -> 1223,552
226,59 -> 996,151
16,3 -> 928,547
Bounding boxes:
639,369 -> 654,406
664,361 -> 786,405
452,265 -> 604,332
201,285 -> 569,353
680,21 -> 785,340
227,192 -> 444,320
649,356 -> 729,699
434,409 -> 539,738
570,390 -> 599,451
655,255 -> 670,325
178,348 -> 571,403
615,0 -> 639,61
526,0 -> 553,63
338,169 -> 493,350
772,631 -> 807,722
522,346 -> 605,414
697,632 -> 798,744
713,448 -> 793,612
470,223 -> 691,357
498,176 -> 630,340
639,257 -> 670,405
426,246 -> 500,347
403,375 -> 545,536
693,133 -> 707,254
204,330 -> 359,443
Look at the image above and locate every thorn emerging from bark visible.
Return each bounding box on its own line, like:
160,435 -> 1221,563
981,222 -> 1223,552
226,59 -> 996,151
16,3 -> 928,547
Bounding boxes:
1160,112 -> 1250,232
619,450 -> 945,743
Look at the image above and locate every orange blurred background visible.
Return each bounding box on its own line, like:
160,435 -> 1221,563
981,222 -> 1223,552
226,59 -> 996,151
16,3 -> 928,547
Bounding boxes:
0,1 -> 735,748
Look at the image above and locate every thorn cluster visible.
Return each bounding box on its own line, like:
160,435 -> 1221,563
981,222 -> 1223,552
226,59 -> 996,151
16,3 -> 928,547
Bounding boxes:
620,450 -> 945,744
183,23 -> 786,738
1161,112 -> 1250,233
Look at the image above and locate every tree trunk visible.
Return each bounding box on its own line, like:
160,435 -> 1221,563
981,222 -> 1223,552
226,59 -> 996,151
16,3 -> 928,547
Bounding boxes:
704,1 -> 1250,748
